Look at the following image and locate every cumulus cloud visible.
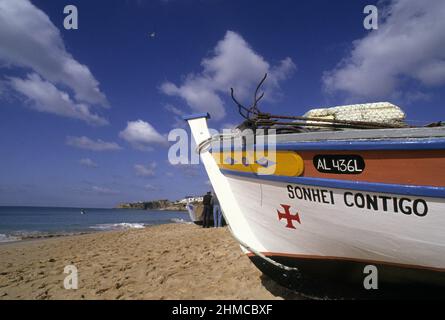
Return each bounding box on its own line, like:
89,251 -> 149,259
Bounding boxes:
79,158 -> 98,168
0,0 -> 108,125
134,162 -> 157,177
161,30 -> 296,120
66,136 -> 122,151
119,120 -> 166,150
323,0 -> 445,100
9,73 -> 108,125
0,0 -> 107,106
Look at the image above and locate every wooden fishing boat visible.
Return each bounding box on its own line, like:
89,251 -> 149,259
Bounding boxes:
183,79 -> 445,297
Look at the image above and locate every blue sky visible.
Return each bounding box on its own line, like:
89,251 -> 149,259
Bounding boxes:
0,0 -> 444,207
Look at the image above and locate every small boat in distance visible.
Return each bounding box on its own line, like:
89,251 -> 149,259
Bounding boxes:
185,202 -> 204,225
185,198 -> 226,226
80,209 -> 86,215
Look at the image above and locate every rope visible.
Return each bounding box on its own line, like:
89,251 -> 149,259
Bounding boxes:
229,74 -> 408,131
256,114 -> 407,129
196,130 -> 242,155
227,225 -> 301,274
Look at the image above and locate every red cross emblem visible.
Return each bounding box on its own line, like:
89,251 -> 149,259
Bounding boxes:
277,204 -> 301,229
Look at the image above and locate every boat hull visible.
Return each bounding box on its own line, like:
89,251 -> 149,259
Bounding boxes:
186,203 -> 204,225
184,114 -> 445,296
224,173 -> 445,297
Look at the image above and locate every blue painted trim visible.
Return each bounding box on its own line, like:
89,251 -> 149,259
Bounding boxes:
275,139 -> 445,151
220,169 -> 445,198
182,113 -> 211,121
214,138 -> 445,152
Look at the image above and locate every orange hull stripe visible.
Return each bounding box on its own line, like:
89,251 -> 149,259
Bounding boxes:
300,150 -> 445,187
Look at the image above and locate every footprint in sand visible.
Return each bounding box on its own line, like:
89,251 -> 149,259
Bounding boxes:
95,288 -> 109,294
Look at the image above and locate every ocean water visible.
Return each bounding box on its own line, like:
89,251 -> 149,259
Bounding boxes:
0,206 -> 191,243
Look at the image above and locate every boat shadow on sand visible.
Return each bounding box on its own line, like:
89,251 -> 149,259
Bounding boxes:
260,273 -> 445,300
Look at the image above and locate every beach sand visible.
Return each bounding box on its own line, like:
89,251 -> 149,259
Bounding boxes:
0,224 -> 304,300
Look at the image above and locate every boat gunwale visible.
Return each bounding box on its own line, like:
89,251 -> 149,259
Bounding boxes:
211,137 -> 445,152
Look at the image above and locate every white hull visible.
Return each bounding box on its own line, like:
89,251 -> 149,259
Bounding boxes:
185,114 -> 445,294
225,174 -> 445,272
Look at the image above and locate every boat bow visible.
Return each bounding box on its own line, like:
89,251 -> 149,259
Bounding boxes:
184,113 -> 265,253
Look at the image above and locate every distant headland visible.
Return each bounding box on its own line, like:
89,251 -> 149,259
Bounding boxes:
116,200 -> 185,211
116,196 -> 203,211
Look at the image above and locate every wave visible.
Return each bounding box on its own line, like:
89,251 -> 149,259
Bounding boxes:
170,218 -> 192,224
89,222 -> 147,231
0,233 -> 21,243
0,223 -> 148,243
0,219 -> 188,243
1,230 -> 89,242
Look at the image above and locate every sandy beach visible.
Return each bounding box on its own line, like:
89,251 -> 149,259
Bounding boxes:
0,223 -> 304,300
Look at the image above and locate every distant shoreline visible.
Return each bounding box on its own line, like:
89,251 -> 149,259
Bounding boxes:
115,207 -> 187,212
116,199 -> 187,211
0,205 -> 188,211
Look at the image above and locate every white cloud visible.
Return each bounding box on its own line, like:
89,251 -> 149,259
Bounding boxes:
161,30 -> 296,120
164,104 -> 187,128
79,158 -> 98,168
0,0 -> 109,126
9,73 -> 108,125
0,0 -> 107,106
134,162 -> 157,177
91,186 -> 120,195
66,136 -> 122,151
145,184 -> 159,191
119,120 -> 166,150
323,0 -> 445,100
164,104 -> 185,116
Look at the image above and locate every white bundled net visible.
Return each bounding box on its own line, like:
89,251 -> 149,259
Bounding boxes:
303,102 -> 406,125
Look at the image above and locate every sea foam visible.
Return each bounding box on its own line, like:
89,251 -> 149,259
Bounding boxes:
89,223 -> 146,231
0,233 -> 21,243
170,218 -> 192,224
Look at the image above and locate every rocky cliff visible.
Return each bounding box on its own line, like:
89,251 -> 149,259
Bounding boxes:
116,199 -> 186,211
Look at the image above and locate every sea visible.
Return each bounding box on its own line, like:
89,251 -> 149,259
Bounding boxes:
0,206 -> 191,243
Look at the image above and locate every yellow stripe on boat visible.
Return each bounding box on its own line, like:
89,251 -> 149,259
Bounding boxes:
212,151 -> 304,176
